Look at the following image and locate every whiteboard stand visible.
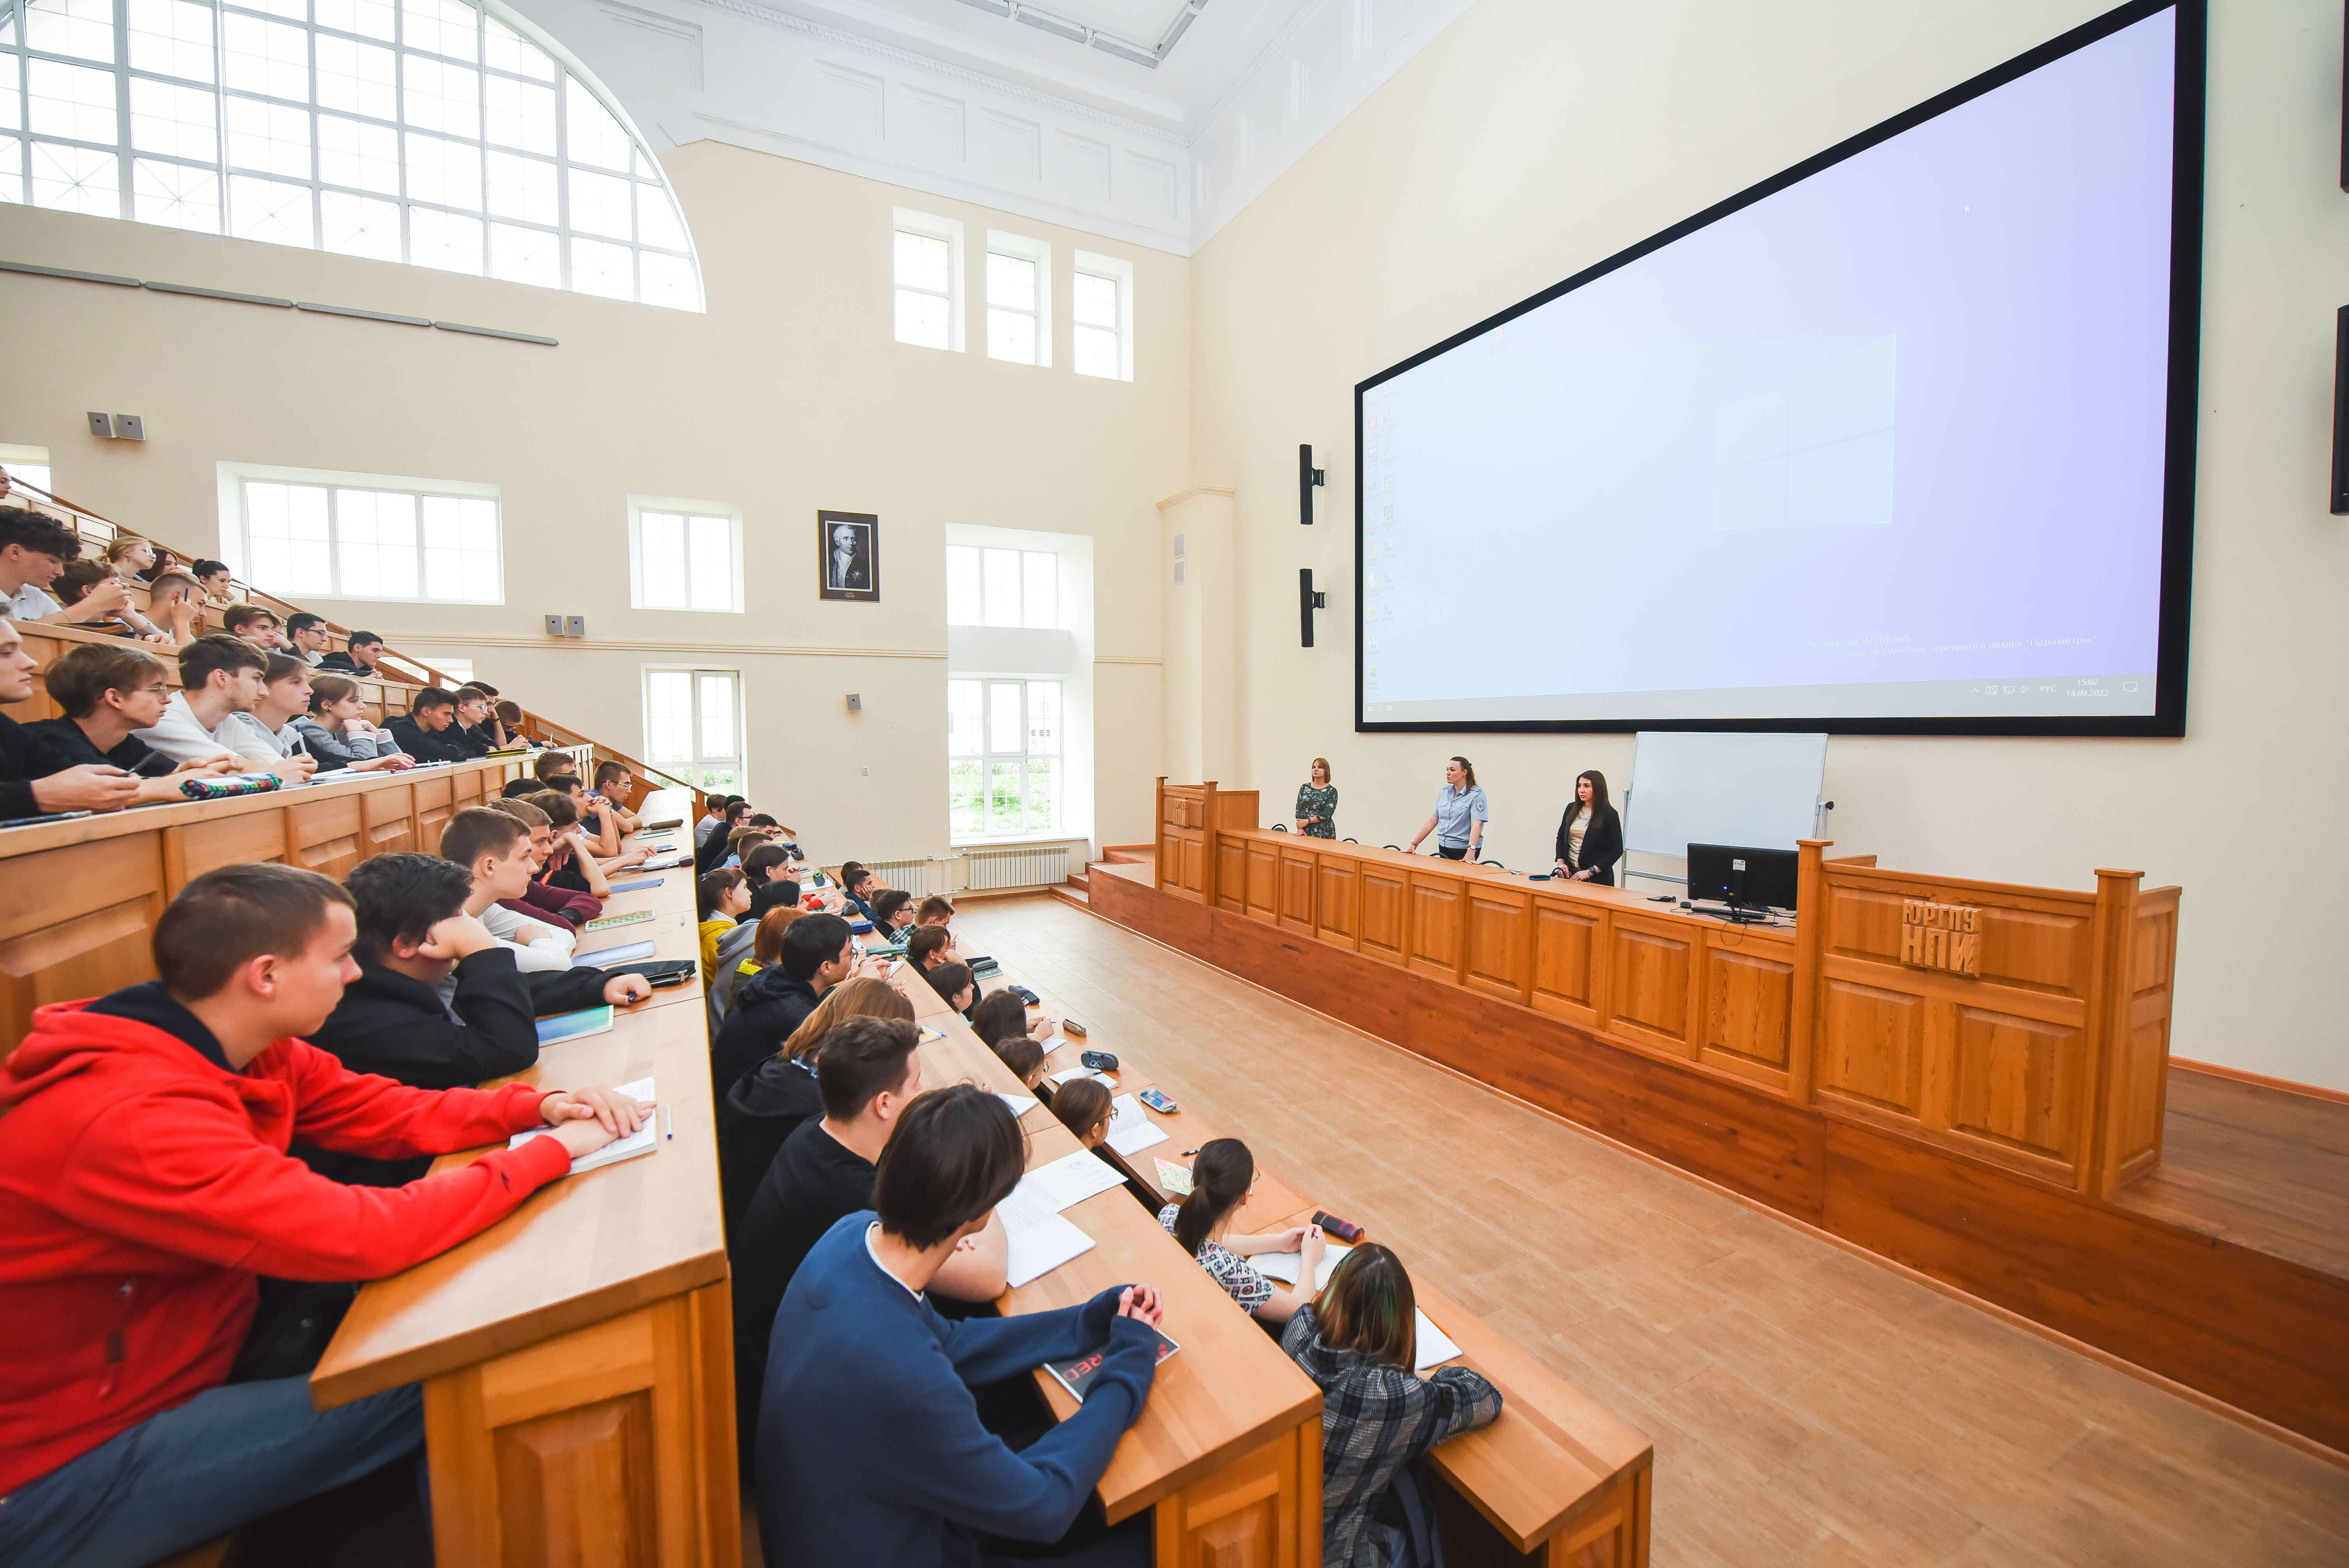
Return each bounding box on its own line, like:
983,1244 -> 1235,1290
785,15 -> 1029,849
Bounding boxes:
1620,798 -> 1833,889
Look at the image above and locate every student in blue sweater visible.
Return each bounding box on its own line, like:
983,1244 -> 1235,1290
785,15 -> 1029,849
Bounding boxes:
757,1083 -> 1166,1568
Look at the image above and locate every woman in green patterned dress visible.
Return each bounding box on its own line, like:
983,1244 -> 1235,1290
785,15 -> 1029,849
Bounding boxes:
1294,757 -> 1337,839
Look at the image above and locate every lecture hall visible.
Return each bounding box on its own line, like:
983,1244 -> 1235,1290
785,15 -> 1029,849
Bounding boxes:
2,0 -> 2345,1563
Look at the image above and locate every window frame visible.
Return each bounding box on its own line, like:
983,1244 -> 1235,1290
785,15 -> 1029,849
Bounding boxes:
1071,248 -> 1133,382
626,494 -> 743,614
893,206 -> 964,353
984,227 -> 1050,369
946,543 -> 1060,630
216,458 -> 505,604
0,0 -> 705,310
947,674 -> 1062,844
642,663 -> 745,796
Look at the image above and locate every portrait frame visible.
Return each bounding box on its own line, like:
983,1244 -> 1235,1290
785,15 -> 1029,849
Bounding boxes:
816,510 -> 880,602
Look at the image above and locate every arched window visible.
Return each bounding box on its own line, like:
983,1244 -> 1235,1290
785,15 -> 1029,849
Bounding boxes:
0,0 -> 703,310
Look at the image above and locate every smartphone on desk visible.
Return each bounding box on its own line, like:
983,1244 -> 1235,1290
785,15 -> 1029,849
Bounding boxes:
1137,1087 -> 1178,1115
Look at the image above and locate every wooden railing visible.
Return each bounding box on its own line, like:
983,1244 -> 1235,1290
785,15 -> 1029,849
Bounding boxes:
1153,778 -> 2180,1197
11,471 -> 703,819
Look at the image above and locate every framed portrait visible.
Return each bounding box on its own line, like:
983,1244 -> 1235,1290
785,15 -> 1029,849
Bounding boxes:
816,511 -> 880,602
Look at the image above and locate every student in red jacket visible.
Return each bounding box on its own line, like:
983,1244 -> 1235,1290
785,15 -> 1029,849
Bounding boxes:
0,862 -> 650,1568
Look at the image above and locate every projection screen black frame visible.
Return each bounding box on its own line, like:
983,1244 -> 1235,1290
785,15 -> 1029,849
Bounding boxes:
1353,0 -> 2206,739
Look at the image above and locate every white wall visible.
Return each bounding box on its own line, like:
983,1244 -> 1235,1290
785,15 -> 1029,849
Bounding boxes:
1187,0 -> 2349,1089
0,139 -> 1183,862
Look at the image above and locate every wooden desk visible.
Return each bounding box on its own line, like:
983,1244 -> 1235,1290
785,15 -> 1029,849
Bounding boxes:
893,969 -> 1327,1566
993,967 -> 1655,1568
313,793 -> 740,1567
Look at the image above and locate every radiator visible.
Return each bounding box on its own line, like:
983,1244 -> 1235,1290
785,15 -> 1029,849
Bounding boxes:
963,846 -> 1069,891
866,858 -> 931,897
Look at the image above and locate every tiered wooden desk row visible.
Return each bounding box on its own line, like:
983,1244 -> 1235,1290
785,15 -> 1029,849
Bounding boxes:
922,965 -> 1654,1568
1154,781 -> 2180,1200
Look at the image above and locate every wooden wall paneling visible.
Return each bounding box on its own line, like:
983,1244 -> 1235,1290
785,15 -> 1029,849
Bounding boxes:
1527,896 -> 1601,1025
1359,866 -> 1407,965
421,1294 -> 724,1567
286,790 -> 366,882
365,780 -> 421,857
1216,836 -> 1250,914
1600,916 -> 1695,1058
0,833 -> 168,1052
1695,937 -> 1795,1089
2111,887 -> 2181,1188
414,772 -> 458,855
165,806 -> 292,887
1314,854 -> 1359,950
1462,879 -> 1532,1004
1948,1007 -> 2081,1167
1150,1418 -> 1316,1568
1405,868 -> 1467,982
1276,844 -> 1316,934
1816,975 -> 1926,1119
1789,842 -> 1830,1103
1244,841 -> 1279,924
2082,869 -> 2142,1198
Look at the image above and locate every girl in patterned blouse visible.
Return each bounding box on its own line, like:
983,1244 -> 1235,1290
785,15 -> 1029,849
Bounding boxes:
1160,1139 -> 1326,1324
1294,758 -> 1337,839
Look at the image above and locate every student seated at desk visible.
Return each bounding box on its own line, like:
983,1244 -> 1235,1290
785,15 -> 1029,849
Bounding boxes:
710,903 -> 800,1026
384,687 -> 470,763
487,795 -> 603,925
868,888 -> 918,952
732,1016 -> 1008,1464
1283,1245 -> 1502,1568
442,807 -> 579,972
291,674 -> 413,771
1164,1139 -> 1324,1327
918,894 -> 956,928
221,602 -> 287,652
1046,1078 -> 1157,1214
446,686 -> 499,758
0,618 -> 162,816
838,861 -> 880,922
0,863 -> 648,1568
528,789 -> 644,899
20,641 -> 246,805
743,843 -> 802,921
695,793 -> 738,849
906,924 -> 956,972
588,759 -> 640,833
757,1083 -> 1164,1568
135,634 -> 317,780
711,912 -> 857,1099
991,1034 -> 1047,1092
700,867 -> 752,972
312,628 -> 383,675
971,989 -> 1055,1051
923,961 -> 979,1018
718,974 -> 908,1233
697,797 -> 752,872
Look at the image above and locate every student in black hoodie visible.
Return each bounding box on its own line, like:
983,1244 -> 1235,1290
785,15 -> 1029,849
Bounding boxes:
311,853 -> 651,1093
708,912 -> 856,1100
385,688 -> 469,762
715,974 -> 907,1237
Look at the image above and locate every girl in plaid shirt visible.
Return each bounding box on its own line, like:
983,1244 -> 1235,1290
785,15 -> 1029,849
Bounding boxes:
1281,1245 -> 1502,1567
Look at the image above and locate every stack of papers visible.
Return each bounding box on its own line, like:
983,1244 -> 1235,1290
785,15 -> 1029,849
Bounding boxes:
997,1150 -> 1125,1288
1413,1310 -> 1462,1370
1104,1094 -> 1167,1156
1048,1066 -> 1116,1089
585,938 -> 658,965
510,1077 -> 657,1174
996,1091 -> 1041,1118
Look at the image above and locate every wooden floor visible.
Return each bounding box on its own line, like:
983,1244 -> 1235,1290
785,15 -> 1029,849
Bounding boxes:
2114,1069 -> 2349,1279
959,895 -> 2349,1568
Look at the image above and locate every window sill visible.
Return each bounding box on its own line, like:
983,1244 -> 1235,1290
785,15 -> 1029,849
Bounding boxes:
950,833 -> 1085,850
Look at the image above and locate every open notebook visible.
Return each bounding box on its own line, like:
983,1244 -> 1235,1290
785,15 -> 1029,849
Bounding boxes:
509,1077 -> 658,1175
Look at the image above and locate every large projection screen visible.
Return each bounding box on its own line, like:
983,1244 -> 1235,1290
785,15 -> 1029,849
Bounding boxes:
1355,0 -> 2203,738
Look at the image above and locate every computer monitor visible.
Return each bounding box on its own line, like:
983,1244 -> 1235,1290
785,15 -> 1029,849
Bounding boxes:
1686,843 -> 1800,913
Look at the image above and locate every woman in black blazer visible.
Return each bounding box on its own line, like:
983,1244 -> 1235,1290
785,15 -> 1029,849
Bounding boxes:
1553,769 -> 1624,886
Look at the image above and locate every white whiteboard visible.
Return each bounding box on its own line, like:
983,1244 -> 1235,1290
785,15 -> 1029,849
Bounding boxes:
1624,732 -> 1829,856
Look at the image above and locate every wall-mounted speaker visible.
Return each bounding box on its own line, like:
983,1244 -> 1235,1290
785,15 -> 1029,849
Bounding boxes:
2334,306 -> 2349,515
1299,444 -> 1326,525
1299,568 -> 1327,646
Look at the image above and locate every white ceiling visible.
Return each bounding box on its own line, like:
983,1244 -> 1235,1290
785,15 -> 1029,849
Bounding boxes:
510,0 -> 1479,253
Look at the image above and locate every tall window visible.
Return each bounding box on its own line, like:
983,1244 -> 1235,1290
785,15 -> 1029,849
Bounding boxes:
945,544 -> 1056,629
643,666 -> 741,793
629,500 -> 739,612
0,0 -> 703,309
233,472 -> 501,601
985,229 -> 1048,367
0,445 -> 53,499
949,677 -> 1058,839
893,207 -> 961,351
1072,250 -> 1130,381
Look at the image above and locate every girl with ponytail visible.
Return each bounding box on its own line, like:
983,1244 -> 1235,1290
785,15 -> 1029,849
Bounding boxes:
1158,1139 -> 1325,1326
1283,1244 -> 1502,1566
